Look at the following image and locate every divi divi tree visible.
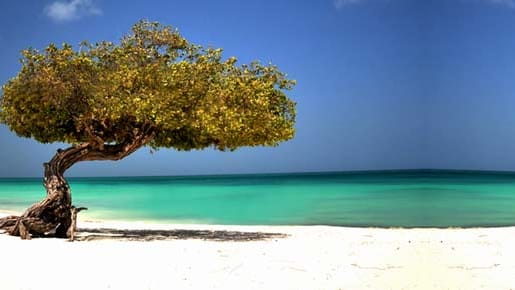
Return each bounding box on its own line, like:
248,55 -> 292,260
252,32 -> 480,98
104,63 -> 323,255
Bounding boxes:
0,21 -> 296,239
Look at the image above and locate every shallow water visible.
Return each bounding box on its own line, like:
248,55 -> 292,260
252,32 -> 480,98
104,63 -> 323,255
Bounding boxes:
1,170 -> 515,227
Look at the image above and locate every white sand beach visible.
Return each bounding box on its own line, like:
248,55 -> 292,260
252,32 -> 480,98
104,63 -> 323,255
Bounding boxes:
1,212 -> 515,290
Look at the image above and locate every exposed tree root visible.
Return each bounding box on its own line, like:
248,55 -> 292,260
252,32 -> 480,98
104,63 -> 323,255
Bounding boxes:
0,215 -> 19,234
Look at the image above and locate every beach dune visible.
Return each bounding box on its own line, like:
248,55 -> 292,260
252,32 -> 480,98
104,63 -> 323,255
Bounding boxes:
1,213 -> 515,290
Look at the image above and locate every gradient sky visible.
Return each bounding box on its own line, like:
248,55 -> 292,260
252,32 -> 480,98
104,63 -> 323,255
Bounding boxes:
1,0 -> 515,177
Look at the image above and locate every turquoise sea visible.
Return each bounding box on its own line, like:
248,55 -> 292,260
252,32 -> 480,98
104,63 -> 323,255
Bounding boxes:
1,170 -> 515,227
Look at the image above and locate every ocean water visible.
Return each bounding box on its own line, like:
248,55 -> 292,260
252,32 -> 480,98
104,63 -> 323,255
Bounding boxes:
1,170 -> 515,227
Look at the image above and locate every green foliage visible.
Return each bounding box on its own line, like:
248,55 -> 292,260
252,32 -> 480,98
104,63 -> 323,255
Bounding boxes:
0,20 -> 296,151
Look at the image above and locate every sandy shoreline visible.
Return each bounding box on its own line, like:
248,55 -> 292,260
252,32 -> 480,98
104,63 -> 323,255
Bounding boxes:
1,212 -> 515,289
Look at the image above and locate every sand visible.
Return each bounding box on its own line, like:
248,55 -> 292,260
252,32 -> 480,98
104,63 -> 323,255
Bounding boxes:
1,212 -> 515,290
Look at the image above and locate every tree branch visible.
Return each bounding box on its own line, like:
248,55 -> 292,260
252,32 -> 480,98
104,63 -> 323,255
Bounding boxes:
82,123 -> 156,163
84,125 -> 105,151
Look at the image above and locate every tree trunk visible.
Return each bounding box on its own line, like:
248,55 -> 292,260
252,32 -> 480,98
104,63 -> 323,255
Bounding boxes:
0,125 -> 155,240
0,145 -> 89,239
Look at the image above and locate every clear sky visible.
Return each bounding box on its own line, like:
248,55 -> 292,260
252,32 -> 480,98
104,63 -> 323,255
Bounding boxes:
1,0 -> 515,177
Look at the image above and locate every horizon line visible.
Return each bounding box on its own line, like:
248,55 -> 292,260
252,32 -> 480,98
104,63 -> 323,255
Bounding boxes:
3,168 -> 515,179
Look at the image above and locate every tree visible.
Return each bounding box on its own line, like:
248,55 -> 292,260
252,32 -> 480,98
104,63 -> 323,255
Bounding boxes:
0,20 -> 296,240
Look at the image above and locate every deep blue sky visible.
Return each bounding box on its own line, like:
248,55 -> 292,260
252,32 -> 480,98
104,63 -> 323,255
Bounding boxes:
1,0 -> 515,177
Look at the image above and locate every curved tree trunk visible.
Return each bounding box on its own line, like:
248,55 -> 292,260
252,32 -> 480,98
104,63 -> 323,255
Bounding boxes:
0,125 -> 155,240
0,145 -> 89,239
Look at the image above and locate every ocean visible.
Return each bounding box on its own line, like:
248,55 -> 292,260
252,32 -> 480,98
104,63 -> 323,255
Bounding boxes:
1,170 -> 515,227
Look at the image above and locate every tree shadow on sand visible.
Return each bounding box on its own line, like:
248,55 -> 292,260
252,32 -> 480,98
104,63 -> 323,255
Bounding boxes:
75,228 -> 288,242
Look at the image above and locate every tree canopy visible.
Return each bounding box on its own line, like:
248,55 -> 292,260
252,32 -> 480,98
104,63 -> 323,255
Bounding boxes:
0,20 -> 296,152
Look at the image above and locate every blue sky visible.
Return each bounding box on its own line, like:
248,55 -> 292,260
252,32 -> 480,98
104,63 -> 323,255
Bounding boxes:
1,0 -> 515,177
